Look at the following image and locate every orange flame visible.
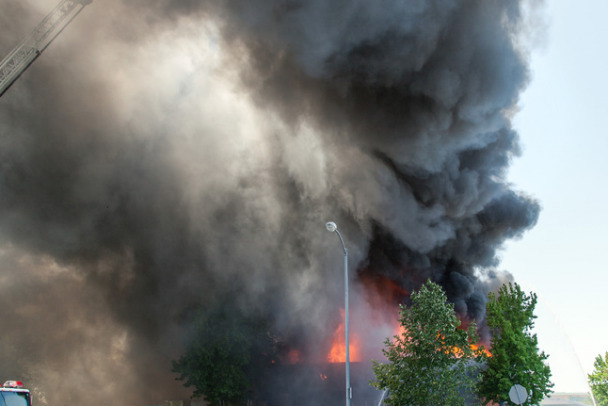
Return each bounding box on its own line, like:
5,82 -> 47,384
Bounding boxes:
327,309 -> 361,363
391,325 -> 491,358
446,343 -> 492,358
394,323 -> 407,338
471,343 -> 492,357
442,336 -> 491,358
360,273 -> 409,312
287,349 -> 301,364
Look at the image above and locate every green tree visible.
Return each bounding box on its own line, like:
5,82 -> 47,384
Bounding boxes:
371,280 -> 486,406
172,305 -> 275,406
588,351 -> 608,406
478,282 -> 553,405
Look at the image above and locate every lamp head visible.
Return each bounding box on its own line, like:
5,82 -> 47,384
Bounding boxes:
325,222 -> 337,232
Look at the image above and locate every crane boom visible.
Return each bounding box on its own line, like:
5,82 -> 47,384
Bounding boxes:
0,0 -> 93,98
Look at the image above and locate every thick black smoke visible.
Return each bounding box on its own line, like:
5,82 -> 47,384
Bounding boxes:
0,0 -> 541,404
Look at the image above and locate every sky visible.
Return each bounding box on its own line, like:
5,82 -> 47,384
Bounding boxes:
502,0 -> 608,394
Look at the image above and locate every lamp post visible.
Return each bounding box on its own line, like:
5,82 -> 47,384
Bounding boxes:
325,221 -> 351,406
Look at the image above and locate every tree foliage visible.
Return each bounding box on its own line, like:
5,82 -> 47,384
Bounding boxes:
371,280 -> 485,406
172,305 -> 275,406
589,351 -> 608,406
478,282 -> 553,405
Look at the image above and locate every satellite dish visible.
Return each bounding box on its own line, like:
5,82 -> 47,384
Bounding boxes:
509,384 -> 528,405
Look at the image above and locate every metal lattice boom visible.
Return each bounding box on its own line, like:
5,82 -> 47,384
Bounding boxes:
0,0 -> 92,97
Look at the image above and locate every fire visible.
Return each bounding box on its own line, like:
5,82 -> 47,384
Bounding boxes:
446,343 -> 491,358
471,343 -> 492,357
327,309 -> 361,363
394,323 -> 407,338
287,349 -> 301,364
360,273 -> 409,312
444,338 -> 492,358
391,324 -> 491,358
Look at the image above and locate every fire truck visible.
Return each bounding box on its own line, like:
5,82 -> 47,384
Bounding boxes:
0,381 -> 31,406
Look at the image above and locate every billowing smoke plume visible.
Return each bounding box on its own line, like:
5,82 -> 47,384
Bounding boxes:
0,0 -> 541,404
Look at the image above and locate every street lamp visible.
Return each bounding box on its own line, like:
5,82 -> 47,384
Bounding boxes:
325,221 -> 351,406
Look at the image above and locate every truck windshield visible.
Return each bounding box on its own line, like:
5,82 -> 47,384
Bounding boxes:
0,392 -> 30,406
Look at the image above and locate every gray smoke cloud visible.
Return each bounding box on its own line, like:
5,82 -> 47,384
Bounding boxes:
0,0 -> 542,404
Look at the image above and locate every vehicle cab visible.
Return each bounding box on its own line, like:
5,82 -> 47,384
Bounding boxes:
0,381 -> 31,406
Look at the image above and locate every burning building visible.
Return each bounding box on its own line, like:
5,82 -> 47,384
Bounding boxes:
0,0 -> 542,405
